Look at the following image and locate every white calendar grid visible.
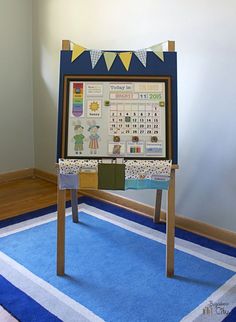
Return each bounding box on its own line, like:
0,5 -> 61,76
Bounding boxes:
109,103 -> 161,136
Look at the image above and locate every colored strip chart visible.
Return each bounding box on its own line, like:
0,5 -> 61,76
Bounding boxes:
127,142 -> 144,154
130,146 -> 141,153
72,83 -> 84,117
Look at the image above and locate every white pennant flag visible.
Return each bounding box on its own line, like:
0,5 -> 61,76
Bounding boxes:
150,43 -> 164,61
90,50 -> 103,68
134,49 -> 147,67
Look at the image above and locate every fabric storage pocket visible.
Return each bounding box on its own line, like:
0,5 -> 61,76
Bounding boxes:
59,174 -> 78,190
79,168 -> 98,189
114,164 -> 125,190
98,163 -> 125,190
125,178 -> 170,190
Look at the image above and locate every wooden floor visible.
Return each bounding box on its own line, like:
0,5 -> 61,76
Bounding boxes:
0,177 -> 72,221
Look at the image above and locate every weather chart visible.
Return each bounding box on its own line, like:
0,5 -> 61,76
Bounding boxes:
66,80 -> 167,159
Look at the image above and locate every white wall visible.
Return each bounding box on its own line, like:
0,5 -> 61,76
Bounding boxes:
32,0 -> 236,232
0,0 -> 34,172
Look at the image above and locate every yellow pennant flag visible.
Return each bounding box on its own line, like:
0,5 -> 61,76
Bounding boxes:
119,52 -> 133,71
71,43 -> 86,62
104,52 -> 117,71
151,43 -> 164,62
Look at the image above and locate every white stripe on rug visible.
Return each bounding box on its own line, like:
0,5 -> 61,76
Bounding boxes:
181,274 -> 236,322
0,305 -> 18,322
0,252 -> 104,322
0,207 -> 73,238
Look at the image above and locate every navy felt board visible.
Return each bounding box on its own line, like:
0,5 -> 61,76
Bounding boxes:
57,50 -> 178,163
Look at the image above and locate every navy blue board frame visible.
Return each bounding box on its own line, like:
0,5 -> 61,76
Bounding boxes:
57,47 -> 178,164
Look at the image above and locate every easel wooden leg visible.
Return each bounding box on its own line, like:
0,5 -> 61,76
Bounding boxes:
166,169 -> 175,277
71,189 -> 79,223
57,188 -> 66,276
153,190 -> 162,223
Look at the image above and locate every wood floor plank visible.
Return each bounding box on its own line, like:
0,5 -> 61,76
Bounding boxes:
0,178 -> 72,220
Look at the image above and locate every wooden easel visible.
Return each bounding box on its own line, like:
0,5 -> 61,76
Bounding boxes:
57,165 -> 177,278
57,40 -> 178,278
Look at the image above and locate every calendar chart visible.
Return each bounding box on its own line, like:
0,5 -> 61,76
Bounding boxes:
65,78 -> 170,159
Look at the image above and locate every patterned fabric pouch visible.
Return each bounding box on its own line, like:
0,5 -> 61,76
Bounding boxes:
59,158 -> 98,174
124,160 -> 172,190
58,159 -> 99,190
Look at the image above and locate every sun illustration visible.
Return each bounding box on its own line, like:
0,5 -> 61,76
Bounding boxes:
89,101 -> 100,111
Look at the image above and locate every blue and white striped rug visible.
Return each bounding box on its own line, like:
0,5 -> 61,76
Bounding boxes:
0,196 -> 235,322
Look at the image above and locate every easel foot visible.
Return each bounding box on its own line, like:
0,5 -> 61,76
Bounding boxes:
57,268 -> 65,276
72,217 -> 79,224
166,270 -> 174,278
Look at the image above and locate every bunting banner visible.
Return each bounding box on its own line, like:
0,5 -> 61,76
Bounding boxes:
70,40 -> 168,70
134,49 -> 147,67
118,52 -> 132,71
104,52 -> 117,71
90,50 -> 103,69
71,43 -> 86,62
150,43 -> 164,61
